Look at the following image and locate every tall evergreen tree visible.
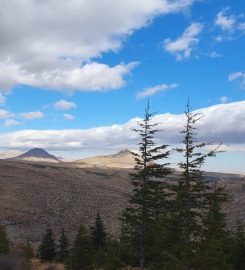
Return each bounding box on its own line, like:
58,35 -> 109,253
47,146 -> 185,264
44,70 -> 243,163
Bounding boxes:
38,228 -> 56,262
0,225 -> 10,255
90,212 -> 107,250
120,103 -> 171,269
57,227 -> 69,262
171,100 -> 221,269
230,219 -> 245,270
102,237 -> 123,270
66,224 -> 94,270
195,185 -> 231,270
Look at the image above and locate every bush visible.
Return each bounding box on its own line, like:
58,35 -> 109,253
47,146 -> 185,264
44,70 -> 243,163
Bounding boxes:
0,254 -> 30,270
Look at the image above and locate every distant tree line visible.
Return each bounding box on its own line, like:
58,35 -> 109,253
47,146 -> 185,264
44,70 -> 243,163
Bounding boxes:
1,102 -> 245,270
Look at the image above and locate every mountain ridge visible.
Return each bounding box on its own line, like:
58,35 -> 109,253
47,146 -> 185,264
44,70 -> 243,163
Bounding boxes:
10,148 -> 61,163
75,149 -> 135,168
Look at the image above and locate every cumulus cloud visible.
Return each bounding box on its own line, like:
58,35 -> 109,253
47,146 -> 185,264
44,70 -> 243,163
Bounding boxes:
0,60 -> 138,92
215,7 -> 237,32
63,114 -> 74,121
214,7 -> 245,40
54,100 -> 76,110
0,109 -> 13,119
137,83 -> 178,99
0,101 -> 244,154
21,111 -> 44,120
163,22 -> 203,60
0,0 -> 197,93
4,119 -> 19,127
228,71 -> 245,89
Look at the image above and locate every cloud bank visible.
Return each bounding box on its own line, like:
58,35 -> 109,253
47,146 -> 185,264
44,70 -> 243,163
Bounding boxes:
0,101 -> 244,154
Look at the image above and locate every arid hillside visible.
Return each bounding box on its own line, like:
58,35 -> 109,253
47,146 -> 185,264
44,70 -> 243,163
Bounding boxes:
0,160 -> 131,243
0,159 -> 245,244
75,149 -> 136,168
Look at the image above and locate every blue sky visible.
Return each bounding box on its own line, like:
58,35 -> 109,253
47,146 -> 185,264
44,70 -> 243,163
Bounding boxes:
0,0 -> 245,172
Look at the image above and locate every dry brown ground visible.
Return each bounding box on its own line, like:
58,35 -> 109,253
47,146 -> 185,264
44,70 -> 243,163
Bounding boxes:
31,259 -> 64,270
0,159 -> 245,244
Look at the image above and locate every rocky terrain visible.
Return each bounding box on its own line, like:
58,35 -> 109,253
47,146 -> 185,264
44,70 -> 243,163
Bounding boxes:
0,150 -> 245,244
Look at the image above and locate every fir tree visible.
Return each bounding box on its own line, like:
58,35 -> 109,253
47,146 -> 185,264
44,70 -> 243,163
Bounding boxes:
102,237 -> 123,270
120,102 -> 171,269
90,212 -> 107,250
38,228 -> 56,262
0,225 -> 10,255
230,219 -> 245,270
57,227 -> 69,262
66,224 -> 94,270
195,185 -> 231,270
171,100 -> 221,269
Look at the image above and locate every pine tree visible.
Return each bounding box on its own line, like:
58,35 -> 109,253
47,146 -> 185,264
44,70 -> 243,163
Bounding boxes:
66,225 -> 94,270
120,102 -> 171,269
195,185 -> 232,270
38,228 -> 56,262
102,237 -> 123,270
57,227 -> 69,262
0,225 -> 10,255
90,212 -> 107,250
171,100 -> 221,269
230,219 -> 245,270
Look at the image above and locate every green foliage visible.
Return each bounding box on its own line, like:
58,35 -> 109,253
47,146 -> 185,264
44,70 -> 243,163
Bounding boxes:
169,101 -> 221,269
38,228 -> 56,262
0,225 -> 10,255
229,220 -> 245,270
56,227 -> 69,262
90,213 -> 122,269
90,212 -> 107,250
95,237 -> 123,270
147,214 -> 182,270
66,224 -> 95,270
195,186 -> 232,270
120,103 -> 171,269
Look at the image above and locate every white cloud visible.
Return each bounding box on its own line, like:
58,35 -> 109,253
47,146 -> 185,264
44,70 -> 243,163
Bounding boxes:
4,119 -> 19,127
215,8 -> 237,32
215,7 -> 245,39
239,22 -> 245,31
137,83 -> 178,99
63,114 -> 74,121
0,101 -> 245,154
228,71 -> 245,89
0,60 -> 138,92
220,96 -> 229,104
0,93 -> 6,105
208,51 -> 222,59
0,109 -> 13,119
21,111 -> 44,120
0,0 -> 197,92
54,100 -> 76,110
163,22 -> 203,61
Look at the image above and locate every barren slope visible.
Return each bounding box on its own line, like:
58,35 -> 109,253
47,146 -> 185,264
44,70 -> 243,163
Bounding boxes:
75,149 -> 136,168
0,160 -> 131,242
0,159 -> 245,243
